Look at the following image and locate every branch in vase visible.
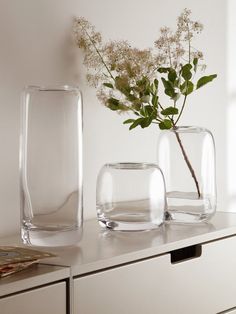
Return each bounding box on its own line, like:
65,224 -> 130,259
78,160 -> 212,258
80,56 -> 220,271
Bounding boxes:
174,130 -> 201,198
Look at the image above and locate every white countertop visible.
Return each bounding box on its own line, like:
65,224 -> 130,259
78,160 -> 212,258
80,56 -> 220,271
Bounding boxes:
1,211 -> 236,277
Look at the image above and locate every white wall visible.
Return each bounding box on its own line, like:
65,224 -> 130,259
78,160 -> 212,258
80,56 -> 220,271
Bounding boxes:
0,0 -> 227,236
227,0 -> 236,211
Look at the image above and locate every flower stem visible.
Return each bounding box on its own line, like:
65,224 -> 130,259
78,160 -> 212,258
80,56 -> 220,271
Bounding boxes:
173,129 -> 201,198
82,27 -> 115,81
174,94 -> 187,125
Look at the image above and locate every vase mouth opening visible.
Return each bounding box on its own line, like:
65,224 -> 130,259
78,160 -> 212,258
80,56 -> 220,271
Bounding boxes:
24,85 -> 80,93
104,162 -> 160,170
171,126 -> 209,133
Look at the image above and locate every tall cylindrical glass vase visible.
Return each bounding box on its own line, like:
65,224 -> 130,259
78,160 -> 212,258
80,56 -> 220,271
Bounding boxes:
20,86 -> 83,246
157,126 -> 216,223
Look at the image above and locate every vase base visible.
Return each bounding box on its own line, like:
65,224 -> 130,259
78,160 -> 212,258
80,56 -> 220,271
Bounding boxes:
165,210 -> 214,224
98,218 -> 163,232
21,227 -> 83,247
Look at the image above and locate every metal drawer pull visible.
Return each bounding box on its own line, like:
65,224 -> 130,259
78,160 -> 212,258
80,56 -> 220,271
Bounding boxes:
170,244 -> 202,264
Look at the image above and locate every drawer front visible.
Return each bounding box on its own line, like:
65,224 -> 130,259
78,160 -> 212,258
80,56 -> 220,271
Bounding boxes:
74,235 -> 236,314
0,281 -> 66,314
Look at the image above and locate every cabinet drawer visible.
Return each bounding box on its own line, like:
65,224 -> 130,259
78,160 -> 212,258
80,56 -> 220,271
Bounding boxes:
0,281 -> 66,314
74,235 -> 236,314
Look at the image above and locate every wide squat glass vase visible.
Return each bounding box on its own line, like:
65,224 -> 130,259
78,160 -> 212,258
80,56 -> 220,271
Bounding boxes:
96,162 -> 166,231
157,126 -> 216,223
20,85 -> 83,246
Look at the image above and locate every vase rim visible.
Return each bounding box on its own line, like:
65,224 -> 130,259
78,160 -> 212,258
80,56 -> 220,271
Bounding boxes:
171,126 -> 211,133
103,162 -> 161,170
24,85 -> 80,93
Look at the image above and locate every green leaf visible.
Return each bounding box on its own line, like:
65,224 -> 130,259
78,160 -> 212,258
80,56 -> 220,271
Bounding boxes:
150,79 -> 159,96
145,105 -> 156,118
196,74 -> 217,89
106,98 -> 128,111
140,117 -> 152,128
135,76 -> 151,97
150,83 -> 155,95
159,119 -> 173,130
180,81 -> 194,95
161,78 -> 176,98
158,67 -> 170,73
106,98 -> 120,110
154,79 -> 159,89
181,64 -> 192,81
140,107 -> 146,117
123,119 -> 135,124
168,69 -> 177,83
129,118 -> 144,130
126,93 -> 137,102
136,76 -> 150,88
103,82 -> 114,89
161,107 -> 178,116
193,58 -> 198,72
152,94 -> 158,107
158,67 -> 177,83
129,116 -> 153,130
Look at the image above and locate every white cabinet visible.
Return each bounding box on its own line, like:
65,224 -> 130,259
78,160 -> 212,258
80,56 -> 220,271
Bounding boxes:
2,212 -> 236,314
0,264 -> 69,314
0,281 -> 66,314
73,236 -> 236,314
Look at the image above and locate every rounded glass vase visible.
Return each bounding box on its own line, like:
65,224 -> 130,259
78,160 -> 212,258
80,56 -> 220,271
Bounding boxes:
157,126 -> 216,224
20,85 -> 83,246
96,162 -> 166,231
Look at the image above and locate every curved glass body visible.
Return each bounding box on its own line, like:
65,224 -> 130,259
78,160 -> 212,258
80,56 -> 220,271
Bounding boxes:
157,126 -> 216,223
20,86 -> 83,246
96,162 -> 166,231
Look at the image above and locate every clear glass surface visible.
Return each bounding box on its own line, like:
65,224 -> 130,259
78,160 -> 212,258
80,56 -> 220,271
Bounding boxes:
20,85 -> 83,246
96,162 -> 166,231
157,126 -> 216,223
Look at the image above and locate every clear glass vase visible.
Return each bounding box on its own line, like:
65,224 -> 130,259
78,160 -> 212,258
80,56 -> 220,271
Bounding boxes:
157,126 -> 216,223
20,85 -> 83,246
96,162 -> 166,231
